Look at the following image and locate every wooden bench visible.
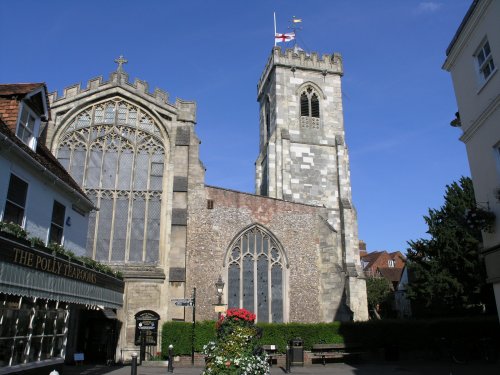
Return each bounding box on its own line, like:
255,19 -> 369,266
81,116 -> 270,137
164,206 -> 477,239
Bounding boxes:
311,343 -> 363,365
262,345 -> 277,367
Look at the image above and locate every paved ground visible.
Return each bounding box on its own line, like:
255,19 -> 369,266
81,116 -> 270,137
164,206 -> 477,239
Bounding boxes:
62,360 -> 500,375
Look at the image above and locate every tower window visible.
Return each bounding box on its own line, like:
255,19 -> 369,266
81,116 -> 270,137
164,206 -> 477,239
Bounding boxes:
300,92 -> 309,116
300,87 -> 320,129
311,94 -> 320,118
265,98 -> 271,140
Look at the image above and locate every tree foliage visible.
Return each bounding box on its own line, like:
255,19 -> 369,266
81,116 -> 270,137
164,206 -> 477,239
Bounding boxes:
366,277 -> 392,318
406,177 -> 495,316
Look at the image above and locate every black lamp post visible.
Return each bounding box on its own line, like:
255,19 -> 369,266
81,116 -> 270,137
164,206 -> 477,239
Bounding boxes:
215,275 -> 225,319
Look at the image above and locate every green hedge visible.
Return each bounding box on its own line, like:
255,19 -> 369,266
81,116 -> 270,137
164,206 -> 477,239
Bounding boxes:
162,316 -> 500,356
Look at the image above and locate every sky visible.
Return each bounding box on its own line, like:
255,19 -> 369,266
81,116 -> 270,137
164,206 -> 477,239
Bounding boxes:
0,0 -> 473,253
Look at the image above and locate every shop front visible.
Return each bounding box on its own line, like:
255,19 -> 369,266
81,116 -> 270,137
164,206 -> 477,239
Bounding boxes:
0,233 -> 124,374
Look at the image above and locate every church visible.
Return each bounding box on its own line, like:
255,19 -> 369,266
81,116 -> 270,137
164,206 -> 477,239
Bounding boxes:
42,47 -> 368,357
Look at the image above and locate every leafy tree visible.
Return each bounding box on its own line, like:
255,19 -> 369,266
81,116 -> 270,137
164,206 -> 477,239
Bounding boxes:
406,177 -> 495,316
366,276 -> 392,319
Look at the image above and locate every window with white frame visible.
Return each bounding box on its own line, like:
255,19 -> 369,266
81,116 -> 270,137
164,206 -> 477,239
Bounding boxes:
48,201 -> 65,245
2,174 -> 28,226
476,38 -> 495,83
388,259 -> 395,268
16,104 -> 40,150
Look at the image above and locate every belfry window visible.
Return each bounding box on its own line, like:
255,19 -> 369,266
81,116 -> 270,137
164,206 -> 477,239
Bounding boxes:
55,99 -> 164,264
300,87 -> 320,130
226,225 -> 285,322
265,98 -> 271,140
300,87 -> 320,118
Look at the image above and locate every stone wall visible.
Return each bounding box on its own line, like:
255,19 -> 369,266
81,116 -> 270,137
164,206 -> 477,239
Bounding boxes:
186,185 -> 354,322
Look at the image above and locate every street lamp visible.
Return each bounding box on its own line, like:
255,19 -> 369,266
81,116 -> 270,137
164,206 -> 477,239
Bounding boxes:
215,275 -> 225,319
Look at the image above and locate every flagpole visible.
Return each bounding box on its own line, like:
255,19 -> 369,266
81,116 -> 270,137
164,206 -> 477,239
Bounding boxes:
274,12 -> 277,47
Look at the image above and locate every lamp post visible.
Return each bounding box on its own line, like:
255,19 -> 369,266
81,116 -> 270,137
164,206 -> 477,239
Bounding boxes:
215,275 -> 225,319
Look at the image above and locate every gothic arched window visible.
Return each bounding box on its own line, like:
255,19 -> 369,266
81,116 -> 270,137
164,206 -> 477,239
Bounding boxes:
299,87 -> 320,130
226,225 -> 286,322
300,87 -> 320,118
264,98 -> 271,141
55,99 -> 165,264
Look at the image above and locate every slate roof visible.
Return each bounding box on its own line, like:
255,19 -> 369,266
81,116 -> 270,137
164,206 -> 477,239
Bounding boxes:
377,267 -> 404,283
446,0 -> 479,56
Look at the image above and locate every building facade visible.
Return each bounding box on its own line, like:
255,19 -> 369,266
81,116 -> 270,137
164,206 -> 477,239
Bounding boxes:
443,0 -> 500,320
43,48 -> 368,357
0,84 -> 124,373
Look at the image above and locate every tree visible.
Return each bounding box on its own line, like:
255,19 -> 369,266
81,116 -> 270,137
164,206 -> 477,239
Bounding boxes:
366,276 -> 392,319
406,177 -> 495,316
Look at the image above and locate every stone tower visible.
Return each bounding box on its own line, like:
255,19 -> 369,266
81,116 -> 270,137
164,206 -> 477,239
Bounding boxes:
255,47 -> 368,320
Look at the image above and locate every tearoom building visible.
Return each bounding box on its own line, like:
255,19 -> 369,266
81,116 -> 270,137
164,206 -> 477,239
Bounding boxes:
0,83 -> 124,374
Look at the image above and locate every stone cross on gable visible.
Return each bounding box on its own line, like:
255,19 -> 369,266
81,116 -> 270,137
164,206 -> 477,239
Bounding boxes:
114,55 -> 128,72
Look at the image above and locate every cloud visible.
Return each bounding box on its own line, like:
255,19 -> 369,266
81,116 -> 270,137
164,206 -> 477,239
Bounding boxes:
416,2 -> 442,14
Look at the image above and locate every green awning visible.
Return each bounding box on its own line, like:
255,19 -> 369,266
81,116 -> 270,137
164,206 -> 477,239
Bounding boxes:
0,261 -> 123,308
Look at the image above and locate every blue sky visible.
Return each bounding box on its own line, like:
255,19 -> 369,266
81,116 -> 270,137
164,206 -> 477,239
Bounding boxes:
0,0 -> 472,253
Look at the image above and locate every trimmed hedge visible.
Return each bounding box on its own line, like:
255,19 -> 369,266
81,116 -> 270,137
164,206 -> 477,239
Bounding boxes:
162,316 -> 500,356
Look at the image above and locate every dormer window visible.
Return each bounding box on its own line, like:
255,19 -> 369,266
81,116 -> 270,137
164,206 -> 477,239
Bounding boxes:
388,259 -> 395,268
16,103 -> 40,150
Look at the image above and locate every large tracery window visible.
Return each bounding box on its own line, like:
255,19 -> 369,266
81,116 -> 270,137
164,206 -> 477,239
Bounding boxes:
300,86 -> 320,129
226,225 -> 286,322
56,99 -> 164,264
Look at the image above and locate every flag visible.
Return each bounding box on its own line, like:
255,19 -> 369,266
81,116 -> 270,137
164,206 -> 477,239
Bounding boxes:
292,18 -> 302,23
275,32 -> 295,43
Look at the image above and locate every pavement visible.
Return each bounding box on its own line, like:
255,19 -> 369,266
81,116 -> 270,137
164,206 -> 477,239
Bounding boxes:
62,360 -> 500,375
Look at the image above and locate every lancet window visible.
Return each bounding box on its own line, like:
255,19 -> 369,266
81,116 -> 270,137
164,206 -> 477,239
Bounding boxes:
226,225 -> 285,322
300,86 -> 320,129
55,99 -> 165,264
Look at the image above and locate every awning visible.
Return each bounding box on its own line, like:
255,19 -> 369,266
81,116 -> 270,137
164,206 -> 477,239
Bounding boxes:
0,261 -> 123,308
102,307 -> 118,319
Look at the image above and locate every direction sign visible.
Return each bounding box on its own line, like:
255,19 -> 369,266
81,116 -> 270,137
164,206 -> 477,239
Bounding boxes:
172,298 -> 194,307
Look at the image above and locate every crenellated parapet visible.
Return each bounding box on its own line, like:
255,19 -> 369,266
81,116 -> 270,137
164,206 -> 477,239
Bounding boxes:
257,46 -> 343,98
48,71 -> 195,121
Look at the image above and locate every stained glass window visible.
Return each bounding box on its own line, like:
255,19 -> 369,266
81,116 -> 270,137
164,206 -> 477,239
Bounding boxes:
226,226 -> 285,322
55,99 -> 165,264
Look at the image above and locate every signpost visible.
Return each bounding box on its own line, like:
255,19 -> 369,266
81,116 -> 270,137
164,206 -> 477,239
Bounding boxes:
171,288 -> 196,365
172,298 -> 194,307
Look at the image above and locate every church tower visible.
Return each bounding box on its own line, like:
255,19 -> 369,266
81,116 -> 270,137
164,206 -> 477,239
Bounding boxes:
256,47 -> 368,319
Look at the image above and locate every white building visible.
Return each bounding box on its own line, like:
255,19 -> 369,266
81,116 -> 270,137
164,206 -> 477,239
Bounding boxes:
443,0 -> 500,320
0,83 -> 123,374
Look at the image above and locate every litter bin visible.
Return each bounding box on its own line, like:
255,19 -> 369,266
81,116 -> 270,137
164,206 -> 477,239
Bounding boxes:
290,338 -> 304,366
